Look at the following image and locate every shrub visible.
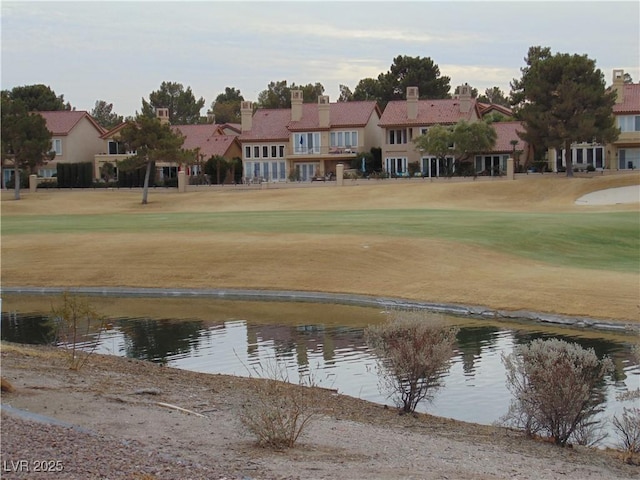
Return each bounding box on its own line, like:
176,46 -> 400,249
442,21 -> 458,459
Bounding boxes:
501,338 -> 613,447
365,310 -> 458,413
612,345 -> 640,462
50,292 -> 106,371
240,360 -> 317,449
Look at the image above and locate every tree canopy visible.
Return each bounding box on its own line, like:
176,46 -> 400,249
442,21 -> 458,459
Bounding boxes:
477,87 -> 510,107
118,115 -> 189,204
91,100 -> 123,129
208,87 -> 244,124
3,84 -> 70,111
352,55 -> 451,109
511,46 -> 618,176
1,92 -> 55,199
256,80 -> 325,108
141,81 -> 206,125
414,120 -> 497,174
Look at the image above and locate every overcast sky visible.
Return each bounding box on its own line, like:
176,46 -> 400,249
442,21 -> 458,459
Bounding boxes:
2,1 -> 638,118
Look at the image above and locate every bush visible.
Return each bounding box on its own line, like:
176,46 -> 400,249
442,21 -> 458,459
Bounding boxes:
612,345 -> 640,462
240,360 -> 317,449
365,310 -> 458,413
501,338 -> 613,447
50,292 -> 106,371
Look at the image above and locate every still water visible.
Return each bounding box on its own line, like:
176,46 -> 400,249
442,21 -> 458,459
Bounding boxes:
2,296 -> 638,442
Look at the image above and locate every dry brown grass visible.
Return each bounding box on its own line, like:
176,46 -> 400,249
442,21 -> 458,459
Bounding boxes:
2,173 -> 639,322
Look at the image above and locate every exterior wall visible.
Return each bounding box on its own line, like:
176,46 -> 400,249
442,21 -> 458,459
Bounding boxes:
56,119 -> 104,165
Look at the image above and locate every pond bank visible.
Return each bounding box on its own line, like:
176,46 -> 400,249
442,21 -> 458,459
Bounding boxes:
2,286 -> 638,334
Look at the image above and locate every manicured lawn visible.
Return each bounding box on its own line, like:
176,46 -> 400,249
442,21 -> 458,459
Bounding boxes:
3,209 -> 638,272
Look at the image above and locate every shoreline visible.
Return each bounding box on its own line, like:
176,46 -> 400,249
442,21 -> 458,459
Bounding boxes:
2,285 -> 638,334
1,342 -> 638,480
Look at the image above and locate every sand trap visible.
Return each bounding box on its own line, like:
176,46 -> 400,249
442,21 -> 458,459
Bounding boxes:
575,185 -> 640,205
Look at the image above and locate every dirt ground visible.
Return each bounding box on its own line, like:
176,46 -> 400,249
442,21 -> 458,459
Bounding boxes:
1,343 -> 638,480
2,173 -> 639,322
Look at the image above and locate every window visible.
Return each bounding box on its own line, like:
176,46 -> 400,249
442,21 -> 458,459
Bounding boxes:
245,146 -> 251,158
263,146 -> 269,158
384,157 -> 408,174
330,131 -> 358,148
279,145 -> 285,157
254,146 -> 260,158
617,115 -> 640,132
271,146 -> 277,158
294,133 -> 320,154
420,127 -> 429,136
388,129 -> 407,145
52,139 -> 62,155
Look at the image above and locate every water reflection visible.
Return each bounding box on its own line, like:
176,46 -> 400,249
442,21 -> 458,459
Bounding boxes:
2,303 -> 638,446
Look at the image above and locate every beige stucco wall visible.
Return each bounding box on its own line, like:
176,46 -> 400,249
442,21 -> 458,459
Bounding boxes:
54,119 -> 104,166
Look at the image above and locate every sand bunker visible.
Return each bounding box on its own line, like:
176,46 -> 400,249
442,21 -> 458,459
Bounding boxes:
575,185 -> 640,205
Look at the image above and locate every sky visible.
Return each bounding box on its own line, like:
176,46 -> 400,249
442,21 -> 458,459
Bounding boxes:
2,1 -> 639,118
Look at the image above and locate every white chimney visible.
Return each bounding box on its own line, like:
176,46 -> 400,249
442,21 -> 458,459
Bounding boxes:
407,86 -> 419,120
241,101 -> 253,132
291,89 -> 303,121
318,95 -> 330,127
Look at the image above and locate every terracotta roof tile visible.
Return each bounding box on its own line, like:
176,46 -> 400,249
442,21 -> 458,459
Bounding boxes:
379,99 -> 477,127
288,101 -> 379,130
238,109 -> 293,142
490,121 -> 528,153
38,111 -> 104,135
172,124 -> 239,158
239,101 -> 380,141
613,84 -> 640,114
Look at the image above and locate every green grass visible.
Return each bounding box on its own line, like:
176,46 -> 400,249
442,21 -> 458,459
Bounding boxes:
2,209 -> 638,272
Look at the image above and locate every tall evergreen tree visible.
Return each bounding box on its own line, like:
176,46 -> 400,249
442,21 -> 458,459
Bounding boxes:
3,84 -> 70,111
1,93 -> 55,199
511,47 -> 618,176
118,115 -> 189,204
208,87 -> 244,124
91,100 -> 123,129
141,81 -> 205,125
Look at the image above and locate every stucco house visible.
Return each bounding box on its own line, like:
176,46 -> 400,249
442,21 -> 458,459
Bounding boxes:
2,110 -> 105,187
610,69 -> 639,170
238,91 -> 382,182
548,69 -> 639,172
94,110 -> 242,183
378,85 -> 524,177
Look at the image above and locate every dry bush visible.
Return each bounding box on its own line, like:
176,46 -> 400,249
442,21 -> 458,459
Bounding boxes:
365,310 -> 458,413
50,292 -> 106,371
501,338 -> 613,447
240,360 -> 317,449
612,345 -> 640,461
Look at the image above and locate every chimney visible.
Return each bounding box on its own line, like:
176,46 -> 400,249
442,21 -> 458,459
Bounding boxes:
241,101 -> 253,132
318,95 -> 330,127
207,112 -> 216,124
407,86 -> 419,120
612,69 -> 625,104
291,89 -> 303,122
457,83 -> 471,113
156,107 -> 169,125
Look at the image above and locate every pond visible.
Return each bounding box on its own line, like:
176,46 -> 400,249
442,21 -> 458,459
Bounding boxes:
2,295 -> 638,446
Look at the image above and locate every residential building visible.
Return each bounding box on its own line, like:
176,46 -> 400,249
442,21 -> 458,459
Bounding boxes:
2,110 -> 105,187
549,69 -> 639,172
94,109 -> 241,183
378,85 -> 482,177
474,121 -> 532,175
610,69 -> 640,170
239,91 -> 382,182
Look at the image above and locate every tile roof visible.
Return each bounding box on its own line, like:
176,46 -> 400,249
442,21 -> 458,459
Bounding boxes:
613,83 -> 640,114
172,124 -> 239,158
39,111 -> 105,136
287,101 -> 380,130
238,101 -> 380,141
379,98 -> 478,127
477,102 -> 513,118
238,109 -> 293,142
490,121 -> 528,153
